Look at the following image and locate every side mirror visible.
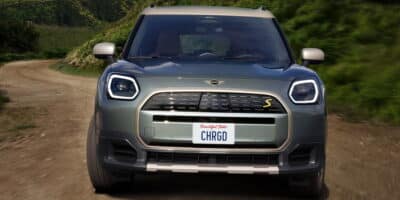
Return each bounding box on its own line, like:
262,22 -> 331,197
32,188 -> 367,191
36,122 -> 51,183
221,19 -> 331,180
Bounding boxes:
301,48 -> 325,66
93,42 -> 116,64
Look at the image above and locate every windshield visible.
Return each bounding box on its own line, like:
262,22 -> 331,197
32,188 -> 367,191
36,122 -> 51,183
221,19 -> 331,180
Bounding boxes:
128,15 -> 291,66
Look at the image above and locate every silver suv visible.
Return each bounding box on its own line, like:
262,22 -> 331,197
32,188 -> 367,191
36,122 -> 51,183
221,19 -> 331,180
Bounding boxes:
87,6 -> 326,197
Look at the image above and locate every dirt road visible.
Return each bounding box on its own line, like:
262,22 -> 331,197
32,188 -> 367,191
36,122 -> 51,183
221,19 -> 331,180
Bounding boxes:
0,60 -> 399,200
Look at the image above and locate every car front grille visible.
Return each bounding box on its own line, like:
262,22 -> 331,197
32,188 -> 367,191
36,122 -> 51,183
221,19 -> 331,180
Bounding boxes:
147,152 -> 279,165
142,92 -> 286,113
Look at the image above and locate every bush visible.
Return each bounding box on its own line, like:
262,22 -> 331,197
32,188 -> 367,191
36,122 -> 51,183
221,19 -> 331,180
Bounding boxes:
0,0 -> 99,26
0,20 -> 39,54
0,0 -> 136,27
0,53 -> 40,63
35,25 -> 99,57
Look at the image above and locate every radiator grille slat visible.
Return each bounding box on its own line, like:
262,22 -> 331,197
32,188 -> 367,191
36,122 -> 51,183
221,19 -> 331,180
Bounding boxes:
143,92 -> 286,113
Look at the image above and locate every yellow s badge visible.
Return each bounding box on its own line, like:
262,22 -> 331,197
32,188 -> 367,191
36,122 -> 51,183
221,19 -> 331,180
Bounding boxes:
263,98 -> 273,108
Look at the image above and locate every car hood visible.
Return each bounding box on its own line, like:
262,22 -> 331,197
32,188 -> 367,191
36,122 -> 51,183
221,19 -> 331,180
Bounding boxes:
110,60 -> 299,79
103,60 -> 320,101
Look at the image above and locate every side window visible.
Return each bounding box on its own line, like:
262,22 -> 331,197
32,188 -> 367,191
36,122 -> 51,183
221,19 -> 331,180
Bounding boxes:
180,35 -> 230,56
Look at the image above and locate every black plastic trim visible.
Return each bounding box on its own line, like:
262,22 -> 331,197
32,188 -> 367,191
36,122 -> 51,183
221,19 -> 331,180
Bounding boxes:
153,115 -> 275,124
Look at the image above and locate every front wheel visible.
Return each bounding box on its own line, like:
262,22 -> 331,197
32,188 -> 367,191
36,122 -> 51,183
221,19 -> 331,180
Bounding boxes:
288,167 -> 325,197
86,117 -> 116,192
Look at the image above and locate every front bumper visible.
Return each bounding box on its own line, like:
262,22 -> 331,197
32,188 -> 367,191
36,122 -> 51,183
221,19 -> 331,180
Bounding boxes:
97,109 -> 325,176
96,88 -> 326,176
100,139 -> 323,175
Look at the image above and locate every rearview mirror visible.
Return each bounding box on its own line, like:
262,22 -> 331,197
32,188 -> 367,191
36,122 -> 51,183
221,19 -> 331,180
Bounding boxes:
301,48 -> 325,66
93,42 -> 116,64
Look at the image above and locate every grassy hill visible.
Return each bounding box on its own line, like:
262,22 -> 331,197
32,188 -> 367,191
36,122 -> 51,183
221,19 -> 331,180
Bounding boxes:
0,0 -> 136,26
66,0 -> 153,67
1,0 -> 98,26
0,0 -> 138,62
64,0 -> 399,124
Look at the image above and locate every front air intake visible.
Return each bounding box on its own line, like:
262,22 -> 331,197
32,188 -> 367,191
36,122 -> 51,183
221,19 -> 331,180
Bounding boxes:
147,152 -> 279,165
109,140 -> 137,163
288,145 -> 314,166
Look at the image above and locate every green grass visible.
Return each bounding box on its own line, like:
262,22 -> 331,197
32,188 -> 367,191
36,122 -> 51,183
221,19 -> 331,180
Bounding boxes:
8,124 -> 36,132
0,25 -> 100,62
317,34 -> 400,124
0,123 -> 36,143
1,0 -> 136,26
0,52 -> 42,63
50,61 -> 101,77
36,25 -> 99,55
0,106 -> 40,143
0,0 -> 134,61
0,0 -> 100,26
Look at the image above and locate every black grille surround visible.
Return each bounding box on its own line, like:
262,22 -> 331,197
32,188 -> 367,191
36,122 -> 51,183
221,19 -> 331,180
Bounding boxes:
153,115 -> 275,124
142,92 -> 286,113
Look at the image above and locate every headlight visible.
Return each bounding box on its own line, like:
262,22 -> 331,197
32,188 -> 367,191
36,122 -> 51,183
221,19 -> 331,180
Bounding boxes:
107,74 -> 139,100
289,79 -> 319,104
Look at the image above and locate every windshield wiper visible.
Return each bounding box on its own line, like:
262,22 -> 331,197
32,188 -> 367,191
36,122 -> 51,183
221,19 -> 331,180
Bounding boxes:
223,55 -> 264,60
128,55 -> 174,60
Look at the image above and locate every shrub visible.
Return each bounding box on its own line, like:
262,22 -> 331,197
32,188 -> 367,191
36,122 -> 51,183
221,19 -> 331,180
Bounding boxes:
0,20 -> 39,53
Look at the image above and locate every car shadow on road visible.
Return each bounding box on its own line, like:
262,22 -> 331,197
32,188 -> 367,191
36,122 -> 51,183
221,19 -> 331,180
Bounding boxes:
106,173 -> 329,200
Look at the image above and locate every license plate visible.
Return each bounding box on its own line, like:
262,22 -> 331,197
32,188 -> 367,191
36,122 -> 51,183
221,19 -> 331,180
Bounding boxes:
192,123 -> 235,145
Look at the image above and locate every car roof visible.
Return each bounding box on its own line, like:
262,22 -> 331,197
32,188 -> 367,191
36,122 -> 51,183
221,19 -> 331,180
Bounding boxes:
142,6 -> 275,18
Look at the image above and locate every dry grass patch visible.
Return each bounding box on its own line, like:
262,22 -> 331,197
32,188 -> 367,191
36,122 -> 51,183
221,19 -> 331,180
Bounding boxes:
0,106 -> 41,144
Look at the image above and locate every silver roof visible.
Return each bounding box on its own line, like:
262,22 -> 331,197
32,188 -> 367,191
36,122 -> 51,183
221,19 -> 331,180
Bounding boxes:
142,6 -> 274,18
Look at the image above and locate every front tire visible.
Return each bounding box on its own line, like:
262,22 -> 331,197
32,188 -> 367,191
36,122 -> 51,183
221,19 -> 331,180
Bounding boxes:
289,167 -> 325,197
86,117 -> 116,192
